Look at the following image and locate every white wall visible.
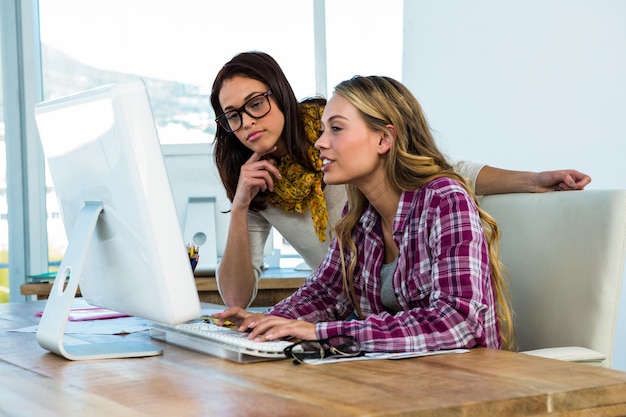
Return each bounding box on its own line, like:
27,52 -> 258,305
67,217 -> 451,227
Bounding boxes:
402,1 -> 626,190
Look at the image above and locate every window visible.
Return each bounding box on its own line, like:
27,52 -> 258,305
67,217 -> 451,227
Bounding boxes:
38,0 -> 318,138
35,0 -> 403,278
38,0 -> 318,269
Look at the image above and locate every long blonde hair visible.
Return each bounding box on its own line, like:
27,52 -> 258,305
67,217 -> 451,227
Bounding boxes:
332,76 -> 515,350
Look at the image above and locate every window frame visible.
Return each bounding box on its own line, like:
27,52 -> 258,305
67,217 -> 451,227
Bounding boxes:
1,0 -> 48,301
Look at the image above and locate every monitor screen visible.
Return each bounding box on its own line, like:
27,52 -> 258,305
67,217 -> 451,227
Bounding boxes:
34,79 -> 201,360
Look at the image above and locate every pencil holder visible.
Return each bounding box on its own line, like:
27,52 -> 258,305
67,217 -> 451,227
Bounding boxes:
187,244 -> 199,273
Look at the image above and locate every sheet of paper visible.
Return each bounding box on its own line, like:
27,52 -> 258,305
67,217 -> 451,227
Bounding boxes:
10,316 -> 151,335
34,306 -> 130,321
301,348 -> 469,365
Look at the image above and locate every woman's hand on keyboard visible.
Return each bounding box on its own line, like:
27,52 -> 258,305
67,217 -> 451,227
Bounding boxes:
213,307 -> 316,342
245,315 -> 316,343
212,307 -> 257,330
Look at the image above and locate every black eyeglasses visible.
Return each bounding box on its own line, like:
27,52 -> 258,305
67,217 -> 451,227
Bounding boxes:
283,335 -> 363,365
215,90 -> 273,133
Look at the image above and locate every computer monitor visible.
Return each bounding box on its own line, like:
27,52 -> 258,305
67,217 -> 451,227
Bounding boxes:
160,143 -> 231,275
161,144 -> 280,273
34,79 -> 201,360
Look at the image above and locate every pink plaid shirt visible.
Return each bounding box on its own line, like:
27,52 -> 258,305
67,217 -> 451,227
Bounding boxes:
268,177 -> 501,353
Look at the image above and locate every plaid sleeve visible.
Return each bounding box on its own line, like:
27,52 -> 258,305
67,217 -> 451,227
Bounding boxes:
267,237 -> 354,323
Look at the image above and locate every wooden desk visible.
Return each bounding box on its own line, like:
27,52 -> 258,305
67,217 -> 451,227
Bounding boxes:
20,268 -> 308,307
2,301 -> 626,416
195,268 -> 308,306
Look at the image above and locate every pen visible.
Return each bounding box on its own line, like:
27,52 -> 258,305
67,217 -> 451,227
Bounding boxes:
200,315 -> 235,327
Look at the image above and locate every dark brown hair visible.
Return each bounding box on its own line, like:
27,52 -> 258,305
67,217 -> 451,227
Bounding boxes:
210,51 -> 319,211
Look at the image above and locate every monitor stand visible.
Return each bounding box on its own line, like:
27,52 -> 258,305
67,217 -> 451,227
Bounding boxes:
36,201 -> 163,360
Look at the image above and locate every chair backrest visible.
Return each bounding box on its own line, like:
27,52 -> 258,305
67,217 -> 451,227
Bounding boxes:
480,190 -> 626,371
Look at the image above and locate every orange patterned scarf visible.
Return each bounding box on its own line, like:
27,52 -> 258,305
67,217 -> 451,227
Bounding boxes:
268,102 -> 328,242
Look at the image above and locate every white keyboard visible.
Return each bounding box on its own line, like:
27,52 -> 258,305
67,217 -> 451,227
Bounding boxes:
149,320 -> 293,363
